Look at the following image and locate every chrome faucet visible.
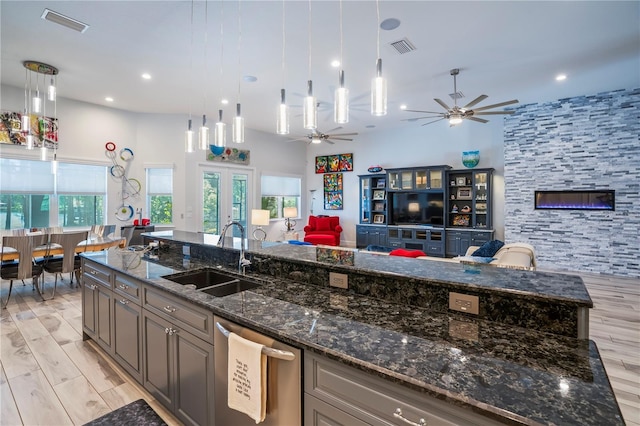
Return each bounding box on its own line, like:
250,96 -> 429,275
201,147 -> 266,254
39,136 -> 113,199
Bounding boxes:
217,219 -> 251,274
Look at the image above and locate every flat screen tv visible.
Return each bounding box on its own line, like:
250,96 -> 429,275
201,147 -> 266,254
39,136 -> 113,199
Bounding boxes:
389,192 -> 444,226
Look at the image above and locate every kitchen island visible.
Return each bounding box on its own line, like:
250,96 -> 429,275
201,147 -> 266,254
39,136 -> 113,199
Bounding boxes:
80,230 -> 623,425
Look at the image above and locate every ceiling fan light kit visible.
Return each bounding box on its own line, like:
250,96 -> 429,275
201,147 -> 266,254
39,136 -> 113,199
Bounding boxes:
405,68 -> 519,127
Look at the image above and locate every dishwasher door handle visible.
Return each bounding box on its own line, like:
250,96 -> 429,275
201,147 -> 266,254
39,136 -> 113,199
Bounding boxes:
215,322 -> 296,361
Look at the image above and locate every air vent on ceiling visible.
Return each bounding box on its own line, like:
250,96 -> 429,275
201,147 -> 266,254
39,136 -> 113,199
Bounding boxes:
41,8 -> 90,33
389,38 -> 416,55
449,91 -> 465,100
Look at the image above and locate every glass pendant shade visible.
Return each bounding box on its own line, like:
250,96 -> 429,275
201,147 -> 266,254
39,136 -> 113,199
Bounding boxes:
334,70 -> 349,124
51,157 -> 58,175
40,145 -> 47,161
21,111 -> 30,132
185,118 -> 195,153
371,58 -> 387,116
303,81 -> 317,130
198,115 -> 209,150
32,91 -> 42,114
48,78 -> 56,101
276,89 -> 290,135
26,134 -> 35,150
214,110 -> 226,147
232,104 -> 245,143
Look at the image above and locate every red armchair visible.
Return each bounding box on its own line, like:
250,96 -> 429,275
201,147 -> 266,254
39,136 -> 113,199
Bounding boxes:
303,215 -> 343,246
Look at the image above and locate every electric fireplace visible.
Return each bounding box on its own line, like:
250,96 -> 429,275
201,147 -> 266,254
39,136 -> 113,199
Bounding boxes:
534,190 -> 615,211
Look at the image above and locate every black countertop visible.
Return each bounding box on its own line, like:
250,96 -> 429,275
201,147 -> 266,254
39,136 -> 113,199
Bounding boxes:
82,241 -> 622,426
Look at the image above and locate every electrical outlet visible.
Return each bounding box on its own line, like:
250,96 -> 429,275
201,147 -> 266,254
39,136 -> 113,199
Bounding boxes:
329,272 -> 348,289
449,292 -> 479,315
182,245 -> 190,256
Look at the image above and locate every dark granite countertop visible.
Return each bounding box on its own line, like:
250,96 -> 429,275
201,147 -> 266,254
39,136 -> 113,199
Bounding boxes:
82,244 -> 622,426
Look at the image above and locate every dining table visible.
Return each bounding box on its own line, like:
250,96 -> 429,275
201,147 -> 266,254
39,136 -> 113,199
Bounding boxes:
0,235 -> 127,262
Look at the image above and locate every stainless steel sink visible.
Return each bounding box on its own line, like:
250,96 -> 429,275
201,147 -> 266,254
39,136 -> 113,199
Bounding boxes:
162,268 -> 261,296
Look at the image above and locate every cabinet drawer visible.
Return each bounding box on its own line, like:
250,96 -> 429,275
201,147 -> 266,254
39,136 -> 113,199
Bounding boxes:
425,243 -> 444,255
114,273 -> 142,303
143,286 -> 213,341
83,261 -> 112,289
305,354 -> 502,426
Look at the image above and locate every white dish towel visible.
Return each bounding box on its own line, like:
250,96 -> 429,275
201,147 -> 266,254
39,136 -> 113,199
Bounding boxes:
228,332 -> 267,424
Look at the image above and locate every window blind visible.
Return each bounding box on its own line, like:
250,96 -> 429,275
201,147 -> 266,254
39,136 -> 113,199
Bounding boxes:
57,163 -> 107,194
147,168 -> 173,195
0,158 -> 55,194
261,175 -> 300,196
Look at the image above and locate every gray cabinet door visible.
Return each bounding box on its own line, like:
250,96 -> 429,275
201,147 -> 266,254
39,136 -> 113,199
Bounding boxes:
113,298 -> 143,382
82,281 -> 97,338
174,330 -> 214,426
305,394 -> 369,426
96,285 -> 112,350
143,310 -> 173,409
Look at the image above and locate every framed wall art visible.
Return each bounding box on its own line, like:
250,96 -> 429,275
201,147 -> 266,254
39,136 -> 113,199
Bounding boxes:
315,153 -> 353,174
323,173 -> 343,210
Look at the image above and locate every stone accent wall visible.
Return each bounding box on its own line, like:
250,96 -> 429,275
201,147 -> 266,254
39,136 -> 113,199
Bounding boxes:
504,88 -> 640,278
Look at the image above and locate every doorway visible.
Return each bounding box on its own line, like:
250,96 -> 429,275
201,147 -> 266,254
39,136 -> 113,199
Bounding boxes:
200,166 -> 253,236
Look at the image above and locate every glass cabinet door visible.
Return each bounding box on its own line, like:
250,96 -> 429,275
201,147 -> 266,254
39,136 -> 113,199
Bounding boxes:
401,172 -> 413,190
429,170 -> 443,189
474,172 -> 489,228
388,172 -> 401,190
415,170 -> 428,189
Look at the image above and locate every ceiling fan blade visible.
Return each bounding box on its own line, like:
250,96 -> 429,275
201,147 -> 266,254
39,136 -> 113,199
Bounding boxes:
404,109 -> 446,115
473,110 -> 516,115
325,126 -> 343,133
472,99 -> 519,112
324,139 -> 335,145
286,137 -> 309,143
401,115 -> 442,122
421,117 -> 447,126
328,137 -> 353,141
467,116 -> 489,123
461,95 -> 488,110
327,132 -> 358,137
434,98 -> 451,111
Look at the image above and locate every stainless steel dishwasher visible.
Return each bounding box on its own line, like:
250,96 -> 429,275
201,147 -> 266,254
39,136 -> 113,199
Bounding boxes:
214,316 -> 302,425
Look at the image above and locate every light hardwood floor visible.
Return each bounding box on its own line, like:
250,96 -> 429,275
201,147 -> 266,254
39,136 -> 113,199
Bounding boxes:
1,270 -> 639,425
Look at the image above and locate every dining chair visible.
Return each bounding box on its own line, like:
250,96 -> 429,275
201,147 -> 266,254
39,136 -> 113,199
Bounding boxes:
39,231 -> 89,294
1,234 -> 47,308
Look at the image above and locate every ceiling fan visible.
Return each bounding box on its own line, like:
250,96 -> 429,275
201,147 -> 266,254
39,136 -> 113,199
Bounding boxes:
288,127 -> 358,145
404,68 -> 519,126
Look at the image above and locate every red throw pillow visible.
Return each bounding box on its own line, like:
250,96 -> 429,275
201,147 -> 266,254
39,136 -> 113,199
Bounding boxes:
389,249 -> 427,258
316,217 -> 332,231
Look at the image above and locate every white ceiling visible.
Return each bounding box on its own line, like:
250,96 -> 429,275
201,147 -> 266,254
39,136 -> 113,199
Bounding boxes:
1,1 -> 639,139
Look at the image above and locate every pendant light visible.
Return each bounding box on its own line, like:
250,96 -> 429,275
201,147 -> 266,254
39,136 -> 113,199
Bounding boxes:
371,0 -> 387,116
185,0 -> 195,153
198,0 -> 209,150
32,72 -> 42,114
232,0 -> 244,143
47,76 -> 56,101
214,0 -> 227,147
303,0 -> 317,130
276,0 -> 289,135
334,0 -> 349,124
214,109 -> 226,147
199,114 -> 209,150
21,68 -> 30,132
23,61 -> 58,152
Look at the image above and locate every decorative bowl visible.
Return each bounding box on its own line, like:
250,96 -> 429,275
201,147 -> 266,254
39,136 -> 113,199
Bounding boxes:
462,150 -> 480,168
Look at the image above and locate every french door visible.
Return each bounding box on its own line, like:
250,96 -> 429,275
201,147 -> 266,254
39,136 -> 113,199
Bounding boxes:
200,166 -> 252,237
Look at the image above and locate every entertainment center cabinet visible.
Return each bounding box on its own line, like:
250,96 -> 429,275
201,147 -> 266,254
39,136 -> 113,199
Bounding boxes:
356,166 -> 495,257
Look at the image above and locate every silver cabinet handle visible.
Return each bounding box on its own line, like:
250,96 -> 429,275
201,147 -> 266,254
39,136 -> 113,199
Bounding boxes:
118,284 -> 129,290
163,306 -> 176,313
215,322 -> 295,361
89,270 -> 98,275
87,284 -> 97,290
394,408 -> 427,426
119,299 -> 129,305
165,327 -> 179,335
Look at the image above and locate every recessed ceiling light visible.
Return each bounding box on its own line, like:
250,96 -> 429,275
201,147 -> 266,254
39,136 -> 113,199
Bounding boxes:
380,18 -> 401,31
556,74 -> 567,81
243,75 -> 257,82
41,8 -> 90,33
221,99 -> 229,105
141,73 -> 151,80
400,104 -> 407,110
105,97 -> 114,102
331,60 -> 340,68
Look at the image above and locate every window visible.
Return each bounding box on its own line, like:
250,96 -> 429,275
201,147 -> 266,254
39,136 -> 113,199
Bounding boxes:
0,157 -> 106,230
1,158 -> 54,229
260,175 -> 301,219
146,167 -> 173,224
56,162 -> 106,227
